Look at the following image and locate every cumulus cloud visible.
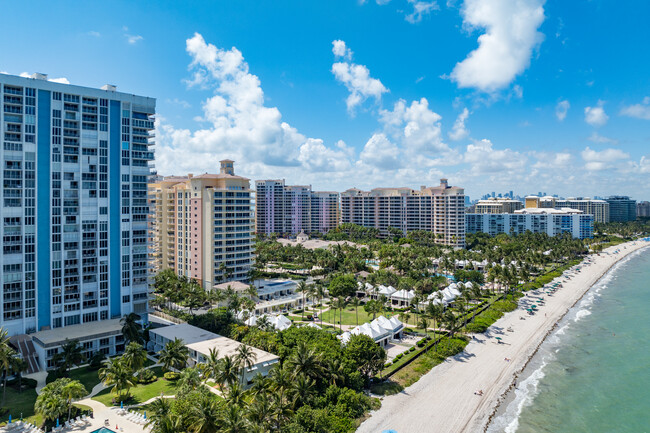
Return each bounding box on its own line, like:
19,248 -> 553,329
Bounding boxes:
359,133 -> 402,169
448,108 -> 470,141
464,139 -> 527,174
155,33 -> 354,179
331,40 -> 388,115
620,97 -> 650,120
640,156 -> 650,173
87,31 -> 101,37
584,101 -> 608,127
530,151 -> 571,169
555,100 -> 569,121
405,1 -> 439,23
450,0 -> 545,92
332,40 -> 353,60
581,146 -> 628,171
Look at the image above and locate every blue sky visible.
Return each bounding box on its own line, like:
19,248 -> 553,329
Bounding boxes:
1,0 -> 650,199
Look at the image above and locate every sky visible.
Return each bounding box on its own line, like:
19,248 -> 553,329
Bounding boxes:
1,0 -> 650,200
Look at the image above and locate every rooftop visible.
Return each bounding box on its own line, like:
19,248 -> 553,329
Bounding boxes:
214,281 -> 250,291
186,335 -> 279,365
515,207 -> 584,215
149,323 -> 219,345
31,319 -> 123,346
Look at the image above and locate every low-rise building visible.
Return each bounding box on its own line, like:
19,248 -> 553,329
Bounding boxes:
475,198 -> 524,214
149,323 -> 279,385
31,319 -> 125,371
338,315 -> 404,347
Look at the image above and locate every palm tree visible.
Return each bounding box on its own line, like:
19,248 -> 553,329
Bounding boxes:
248,393 -> 273,431
120,313 -> 143,343
334,297 -> 347,331
315,283 -> 326,326
268,366 -> 292,430
98,357 -> 136,400
399,311 -> 411,326
419,316 -> 430,340
122,341 -> 147,372
34,390 -> 67,423
201,348 -> 220,381
178,366 -> 202,393
289,374 -> 315,409
296,281 -> 308,321
256,315 -> 271,332
0,330 -> 18,407
57,339 -> 85,376
235,344 -> 257,385
286,341 -> 322,381
220,404 -> 249,433
323,358 -> 345,386
11,356 -> 27,394
159,338 -> 189,372
349,297 -> 361,326
148,412 -> 183,433
61,379 -> 87,421
216,355 -> 240,389
188,392 -> 222,433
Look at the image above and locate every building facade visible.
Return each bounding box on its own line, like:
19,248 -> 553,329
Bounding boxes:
637,201 -> 650,218
606,196 -> 637,222
475,197 -> 524,214
150,160 -> 254,289
466,208 -> 594,239
0,74 -> 155,337
555,198 -> 609,223
255,180 -> 339,236
340,179 -> 466,247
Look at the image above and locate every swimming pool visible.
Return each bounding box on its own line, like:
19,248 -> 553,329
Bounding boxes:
90,428 -> 116,433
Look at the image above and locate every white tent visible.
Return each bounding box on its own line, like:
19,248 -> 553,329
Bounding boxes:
244,314 -> 292,331
391,289 -> 416,305
377,285 -> 396,297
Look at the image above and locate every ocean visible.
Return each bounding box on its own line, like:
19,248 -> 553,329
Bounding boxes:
487,246 -> 650,433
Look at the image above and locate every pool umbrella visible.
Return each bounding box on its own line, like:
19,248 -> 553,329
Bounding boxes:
121,401 -> 123,409
144,411 -> 147,419
381,430 -> 398,433
56,418 -> 60,427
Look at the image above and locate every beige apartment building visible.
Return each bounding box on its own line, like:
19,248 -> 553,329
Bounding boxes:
475,197 -> 524,214
340,179 -> 465,247
150,160 -> 254,289
524,195 -> 609,223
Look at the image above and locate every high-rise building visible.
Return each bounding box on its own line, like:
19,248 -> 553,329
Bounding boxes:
0,74 -> 155,338
255,180 -> 339,236
466,208 -> 594,239
637,201 -> 650,218
340,179 -> 465,247
555,198 -> 609,223
475,197 -> 523,214
150,160 -> 254,289
606,196 -> 637,222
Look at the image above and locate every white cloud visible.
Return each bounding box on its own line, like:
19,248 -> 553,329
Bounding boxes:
331,40 -> 388,115
640,156 -> 650,174
588,132 -> 617,145
464,139 -> 527,174
448,108 -> 470,141
359,133 -> 402,169
123,27 -> 143,44
530,151 -> 571,169
87,31 -> 101,37
298,138 -> 352,172
581,146 -> 628,171
165,98 -> 191,109
450,0 -> 545,92
332,40 -> 353,60
405,1 -> 439,23
555,100 -> 569,121
584,101 -> 608,127
620,97 -> 650,120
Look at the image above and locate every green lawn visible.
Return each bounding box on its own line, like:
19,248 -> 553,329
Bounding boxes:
0,382 -> 39,424
92,371 -> 178,407
314,306 -> 403,327
47,365 -> 102,394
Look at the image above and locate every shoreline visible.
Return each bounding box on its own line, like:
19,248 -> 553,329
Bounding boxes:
483,241 -> 649,432
357,240 -> 650,433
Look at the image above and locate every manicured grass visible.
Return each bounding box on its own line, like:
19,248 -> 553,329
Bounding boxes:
92,374 -> 178,407
47,365 -> 102,394
317,306 -> 402,327
0,383 -> 39,424
389,350 -> 444,388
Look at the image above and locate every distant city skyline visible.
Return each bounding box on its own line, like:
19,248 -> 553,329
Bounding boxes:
2,1 -> 650,199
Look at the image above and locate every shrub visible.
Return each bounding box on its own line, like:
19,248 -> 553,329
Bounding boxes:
164,371 -> 180,381
408,347 -> 415,352
395,353 -> 403,360
136,368 -> 157,384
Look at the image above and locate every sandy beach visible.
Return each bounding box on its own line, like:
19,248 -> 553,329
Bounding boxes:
357,240 -> 650,433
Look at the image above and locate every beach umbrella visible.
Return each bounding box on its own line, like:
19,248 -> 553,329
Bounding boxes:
495,337 -> 502,342
381,430 -> 398,433
8,415 -> 11,423
57,418 -> 60,427
144,411 -> 147,419
121,401 -> 123,409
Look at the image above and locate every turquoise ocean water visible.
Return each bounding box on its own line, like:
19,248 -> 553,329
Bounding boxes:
487,246 -> 650,433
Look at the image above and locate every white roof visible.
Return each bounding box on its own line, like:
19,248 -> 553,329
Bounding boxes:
377,285 -> 396,296
244,314 -> 292,331
150,323 -> 218,345
337,331 -> 352,345
391,289 -> 415,300
305,322 -> 321,329
345,315 -> 403,343
464,281 -> 474,288
186,335 -> 278,365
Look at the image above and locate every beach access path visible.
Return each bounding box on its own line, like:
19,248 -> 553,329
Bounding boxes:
357,240 -> 649,433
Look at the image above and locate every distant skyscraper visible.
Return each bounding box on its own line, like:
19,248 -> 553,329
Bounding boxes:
606,196 -> 637,222
637,201 -> 650,218
0,73 -> 155,337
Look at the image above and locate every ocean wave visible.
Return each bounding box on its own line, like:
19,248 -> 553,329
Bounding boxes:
488,359 -> 550,433
573,309 -> 592,322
